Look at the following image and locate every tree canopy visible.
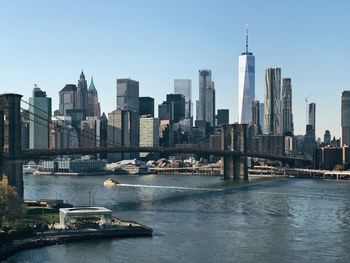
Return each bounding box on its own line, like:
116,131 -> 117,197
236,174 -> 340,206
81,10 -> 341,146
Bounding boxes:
0,182 -> 26,226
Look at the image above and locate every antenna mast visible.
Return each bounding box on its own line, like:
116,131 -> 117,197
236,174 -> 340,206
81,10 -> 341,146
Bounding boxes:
246,24 -> 249,54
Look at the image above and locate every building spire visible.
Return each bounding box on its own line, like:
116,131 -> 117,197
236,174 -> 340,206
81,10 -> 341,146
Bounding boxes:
80,70 -> 85,80
245,24 -> 249,54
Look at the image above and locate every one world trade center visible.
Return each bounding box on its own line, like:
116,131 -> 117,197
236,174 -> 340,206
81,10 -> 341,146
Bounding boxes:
238,26 -> 255,124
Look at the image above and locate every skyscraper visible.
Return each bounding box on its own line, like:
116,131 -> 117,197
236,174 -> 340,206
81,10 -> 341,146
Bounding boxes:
251,100 -> 261,133
116,79 -> 139,113
139,97 -> 154,117
166,94 -> 185,124
205,81 -> 216,127
59,84 -> 77,116
264,68 -> 282,135
238,27 -> 255,124
341,91 -> 350,146
87,77 -> 101,117
324,130 -> 331,144
158,101 -> 170,120
217,109 -> 229,126
174,79 -> 192,118
76,71 -> 88,115
304,103 -> 316,155
139,116 -> 159,158
29,85 -> 52,149
198,69 -> 215,127
259,103 -> 264,133
308,103 -> 316,132
112,78 -> 140,160
282,78 -> 294,135
107,109 -> 139,160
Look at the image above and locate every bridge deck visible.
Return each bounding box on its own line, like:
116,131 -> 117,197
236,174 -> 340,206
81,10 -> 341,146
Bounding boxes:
6,146 -> 312,164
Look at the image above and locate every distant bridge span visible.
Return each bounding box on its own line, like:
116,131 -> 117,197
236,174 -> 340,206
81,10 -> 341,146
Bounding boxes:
19,146 -> 311,164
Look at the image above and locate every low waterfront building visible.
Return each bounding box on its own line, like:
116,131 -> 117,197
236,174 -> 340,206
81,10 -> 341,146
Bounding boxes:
42,159 -> 106,173
59,207 -> 112,228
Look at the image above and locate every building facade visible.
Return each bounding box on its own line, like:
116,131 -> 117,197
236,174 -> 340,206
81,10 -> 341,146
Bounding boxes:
87,77 -> 101,117
198,69 -> 215,127
342,91 -> 350,146
80,117 -> 101,148
107,109 -> 139,161
166,94 -> 185,124
116,79 -> 139,113
139,97 -> 154,117
217,109 -> 229,126
59,84 -> 77,116
324,130 -> 331,144
282,78 -> 294,135
264,68 -> 282,135
308,102 -> 316,131
174,79 -> 192,118
29,85 -> 52,149
238,29 -> 255,124
251,100 -> 261,134
139,116 -> 159,157
205,82 -> 216,127
76,71 -> 88,116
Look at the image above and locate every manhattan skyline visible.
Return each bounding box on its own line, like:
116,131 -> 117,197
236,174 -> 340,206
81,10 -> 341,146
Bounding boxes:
0,0 -> 349,138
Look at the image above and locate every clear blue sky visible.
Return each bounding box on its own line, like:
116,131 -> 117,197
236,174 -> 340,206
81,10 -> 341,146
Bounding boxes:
0,0 -> 349,138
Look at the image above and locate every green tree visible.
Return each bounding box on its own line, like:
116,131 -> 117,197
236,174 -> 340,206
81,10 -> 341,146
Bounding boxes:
0,182 -> 27,227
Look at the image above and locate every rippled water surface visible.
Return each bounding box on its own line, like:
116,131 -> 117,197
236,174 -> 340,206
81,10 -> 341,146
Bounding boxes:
6,174 -> 350,263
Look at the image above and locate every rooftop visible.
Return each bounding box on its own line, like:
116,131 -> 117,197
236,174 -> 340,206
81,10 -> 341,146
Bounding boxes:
60,207 -> 111,215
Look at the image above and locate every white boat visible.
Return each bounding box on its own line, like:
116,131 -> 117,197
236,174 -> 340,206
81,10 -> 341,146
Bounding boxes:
23,165 -> 38,174
104,178 -> 119,186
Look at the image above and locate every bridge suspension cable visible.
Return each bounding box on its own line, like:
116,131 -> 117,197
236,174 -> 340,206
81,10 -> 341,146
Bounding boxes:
21,99 -> 122,148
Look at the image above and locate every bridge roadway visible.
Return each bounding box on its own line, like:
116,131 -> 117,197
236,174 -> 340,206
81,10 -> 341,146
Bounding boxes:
15,146 -> 310,164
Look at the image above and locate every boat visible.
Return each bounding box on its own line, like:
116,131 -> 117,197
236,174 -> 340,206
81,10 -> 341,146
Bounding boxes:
23,163 -> 42,174
104,178 -> 119,186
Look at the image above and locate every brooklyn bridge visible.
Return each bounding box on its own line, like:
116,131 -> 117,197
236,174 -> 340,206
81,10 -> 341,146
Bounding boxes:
0,93 -> 311,198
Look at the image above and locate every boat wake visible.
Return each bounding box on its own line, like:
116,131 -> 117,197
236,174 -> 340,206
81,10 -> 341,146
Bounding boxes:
117,183 -> 221,192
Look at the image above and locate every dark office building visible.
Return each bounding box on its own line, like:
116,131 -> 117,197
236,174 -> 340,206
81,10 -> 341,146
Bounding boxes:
139,97 -> 154,117
342,91 -> 350,146
314,147 -> 346,170
251,100 -> 261,134
166,94 -> 185,124
217,109 -> 229,126
158,101 -> 170,120
304,124 -> 316,156
324,130 -> 331,144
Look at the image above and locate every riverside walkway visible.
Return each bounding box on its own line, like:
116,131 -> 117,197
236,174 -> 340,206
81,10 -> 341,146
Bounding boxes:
0,218 -> 152,261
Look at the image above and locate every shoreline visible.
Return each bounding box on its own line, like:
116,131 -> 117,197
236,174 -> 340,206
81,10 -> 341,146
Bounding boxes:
0,222 -> 152,262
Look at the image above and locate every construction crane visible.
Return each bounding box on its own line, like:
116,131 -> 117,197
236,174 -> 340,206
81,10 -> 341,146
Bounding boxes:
305,93 -> 312,125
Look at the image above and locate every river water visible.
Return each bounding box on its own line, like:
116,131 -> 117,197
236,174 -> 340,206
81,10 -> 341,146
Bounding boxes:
5,174 -> 350,263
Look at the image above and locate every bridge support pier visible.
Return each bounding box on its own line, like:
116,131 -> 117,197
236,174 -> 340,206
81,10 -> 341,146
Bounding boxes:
1,160 -> 24,198
0,93 -> 23,198
220,124 -> 248,180
221,156 -> 248,180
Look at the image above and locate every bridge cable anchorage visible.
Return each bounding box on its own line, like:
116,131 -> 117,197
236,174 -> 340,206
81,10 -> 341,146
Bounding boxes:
21,99 -> 122,148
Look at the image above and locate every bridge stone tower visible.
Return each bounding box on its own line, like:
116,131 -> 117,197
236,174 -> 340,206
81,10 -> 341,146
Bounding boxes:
0,93 -> 23,197
221,124 -> 248,180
